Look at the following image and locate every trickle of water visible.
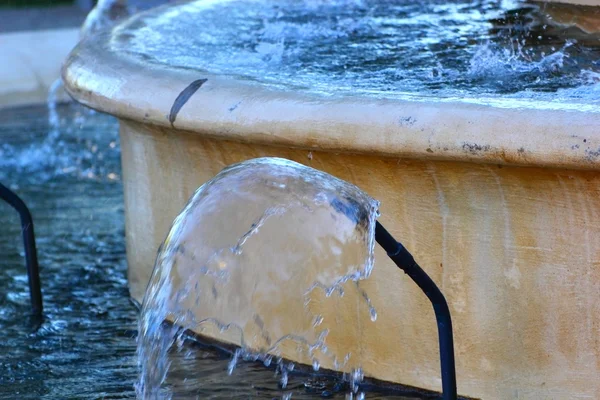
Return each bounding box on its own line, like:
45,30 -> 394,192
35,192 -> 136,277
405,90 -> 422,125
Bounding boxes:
345,393 -> 366,400
356,283 -> 378,322
280,365 -> 289,388
346,368 -> 365,394
136,157 -> 380,398
312,360 -> 321,372
47,79 -> 63,138
313,315 -> 324,327
227,349 -> 242,375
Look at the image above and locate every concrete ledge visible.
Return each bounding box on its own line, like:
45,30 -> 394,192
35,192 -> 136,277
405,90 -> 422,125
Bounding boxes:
64,24 -> 600,171
541,0 -> 600,5
0,28 -> 79,109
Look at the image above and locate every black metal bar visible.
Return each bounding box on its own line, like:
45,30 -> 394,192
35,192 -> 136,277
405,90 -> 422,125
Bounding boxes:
375,221 -> 456,400
0,182 -> 43,317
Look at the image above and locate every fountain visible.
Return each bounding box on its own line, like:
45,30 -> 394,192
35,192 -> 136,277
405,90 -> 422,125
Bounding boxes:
62,0 -> 600,398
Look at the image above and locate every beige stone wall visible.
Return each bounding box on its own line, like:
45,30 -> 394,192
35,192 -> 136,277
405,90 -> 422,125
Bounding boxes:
0,28 -> 78,109
122,120 -> 600,400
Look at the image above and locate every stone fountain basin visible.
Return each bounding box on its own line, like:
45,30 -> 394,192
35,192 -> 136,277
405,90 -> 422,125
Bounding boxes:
62,4 -> 600,398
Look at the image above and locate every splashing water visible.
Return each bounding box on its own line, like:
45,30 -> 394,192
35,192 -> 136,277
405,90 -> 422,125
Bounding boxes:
114,0 -> 600,107
0,104 -> 119,185
80,0 -> 130,39
7,0 -> 130,185
136,158 -> 380,398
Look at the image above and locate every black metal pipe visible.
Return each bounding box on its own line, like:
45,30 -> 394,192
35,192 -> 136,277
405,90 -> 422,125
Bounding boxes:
375,221 -> 456,400
0,182 -> 43,317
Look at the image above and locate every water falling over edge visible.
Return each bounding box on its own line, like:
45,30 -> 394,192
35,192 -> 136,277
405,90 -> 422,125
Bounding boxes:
136,158 -> 381,398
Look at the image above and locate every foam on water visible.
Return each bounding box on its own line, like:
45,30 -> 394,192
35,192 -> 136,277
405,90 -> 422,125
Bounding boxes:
113,0 -> 600,109
136,158 -> 380,398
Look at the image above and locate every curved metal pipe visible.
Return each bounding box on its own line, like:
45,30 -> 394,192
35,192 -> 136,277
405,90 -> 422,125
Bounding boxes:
375,221 -> 457,400
0,182 -> 43,317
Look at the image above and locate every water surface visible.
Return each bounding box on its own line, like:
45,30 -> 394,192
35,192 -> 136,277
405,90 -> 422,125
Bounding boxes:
115,0 -> 600,109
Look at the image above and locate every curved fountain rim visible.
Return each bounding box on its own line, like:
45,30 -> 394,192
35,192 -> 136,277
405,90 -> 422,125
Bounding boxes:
62,3 -> 600,171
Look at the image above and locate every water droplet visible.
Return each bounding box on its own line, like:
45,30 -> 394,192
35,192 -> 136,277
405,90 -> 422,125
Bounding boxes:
313,315 -> 324,327
370,307 -> 377,322
312,360 -> 320,371
263,355 -> 272,367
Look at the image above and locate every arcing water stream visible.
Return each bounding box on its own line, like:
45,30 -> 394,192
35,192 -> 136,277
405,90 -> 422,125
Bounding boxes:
136,158 -> 381,399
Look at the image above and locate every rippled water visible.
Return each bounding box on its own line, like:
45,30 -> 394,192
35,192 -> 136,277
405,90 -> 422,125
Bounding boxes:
116,0 -> 600,106
0,104 -> 134,399
0,105 -> 433,399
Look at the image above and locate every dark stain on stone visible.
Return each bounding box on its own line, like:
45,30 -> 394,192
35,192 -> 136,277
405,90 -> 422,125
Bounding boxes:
228,101 -> 242,112
398,116 -> 416,127
263,332 -> 272,346
462,142 -> 491,155
426,147 -> 434,153
585,147 -> 600,160
253,314 -> 264,330
517,147 -> 525,153
169,78 -> 208,126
